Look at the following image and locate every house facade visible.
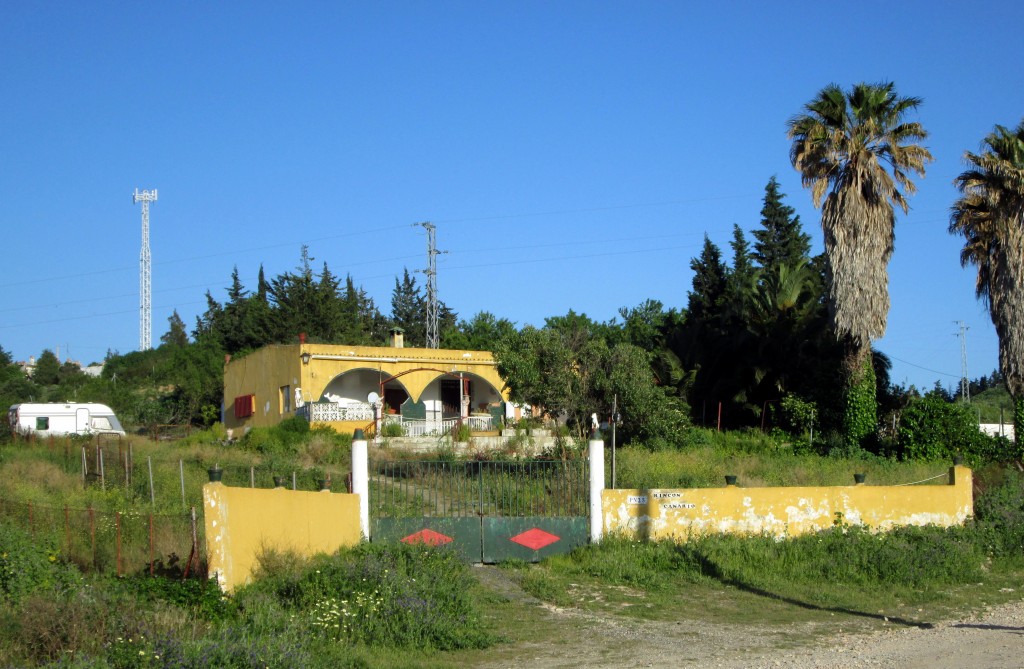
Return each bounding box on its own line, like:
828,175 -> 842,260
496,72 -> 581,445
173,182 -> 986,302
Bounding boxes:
222,335 -> 510,437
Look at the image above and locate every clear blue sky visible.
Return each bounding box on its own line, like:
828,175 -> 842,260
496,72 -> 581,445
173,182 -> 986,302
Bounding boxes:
2,1 -> 1021,392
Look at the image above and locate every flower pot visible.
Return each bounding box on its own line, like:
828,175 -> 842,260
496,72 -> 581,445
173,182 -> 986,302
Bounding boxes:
207,466 -> 223,483
724,475 -> 738,486
854,473 -> 866,484
273,476 -> 285,488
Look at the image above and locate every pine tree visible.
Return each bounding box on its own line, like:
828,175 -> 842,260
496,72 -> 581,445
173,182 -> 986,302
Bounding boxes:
725,224 -> 756,322
390,268 -> 427,346
752,176 -> 811,275
686,235 -> 728,322
160,310 -> 189,347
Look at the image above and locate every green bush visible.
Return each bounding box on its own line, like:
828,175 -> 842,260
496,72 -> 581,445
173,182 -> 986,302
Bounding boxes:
974,467 -> 1024,559
238,543 -> 494,651
897,394 -> 1013,464
380,422 -> 406,438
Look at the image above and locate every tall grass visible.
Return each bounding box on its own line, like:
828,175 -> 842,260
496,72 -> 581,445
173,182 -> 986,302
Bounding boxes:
0,526 -> 493,668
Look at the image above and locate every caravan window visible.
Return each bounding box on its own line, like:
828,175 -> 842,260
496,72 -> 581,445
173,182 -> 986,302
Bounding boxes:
36,417 -> 49,430
92,416 -> 113,431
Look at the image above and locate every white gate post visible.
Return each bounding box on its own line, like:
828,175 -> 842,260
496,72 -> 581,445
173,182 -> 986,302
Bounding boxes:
352,429 -> 370,540
589,429 -> 605,543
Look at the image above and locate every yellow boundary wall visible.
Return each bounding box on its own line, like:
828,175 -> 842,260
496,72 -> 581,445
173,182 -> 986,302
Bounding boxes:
602,466 -> 973,540
203,482 -> 361,592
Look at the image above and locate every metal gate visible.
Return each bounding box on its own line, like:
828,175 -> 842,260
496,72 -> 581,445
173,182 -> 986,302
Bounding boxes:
370,459 -> 588,563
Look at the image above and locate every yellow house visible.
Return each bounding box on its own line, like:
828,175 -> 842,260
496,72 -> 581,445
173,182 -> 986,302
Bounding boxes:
222,332 -> 510,437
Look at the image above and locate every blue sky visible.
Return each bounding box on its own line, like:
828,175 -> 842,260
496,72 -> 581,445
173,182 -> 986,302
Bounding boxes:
1,1 -> 1021,393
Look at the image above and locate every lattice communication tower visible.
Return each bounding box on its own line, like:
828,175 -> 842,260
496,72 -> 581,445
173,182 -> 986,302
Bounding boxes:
134,188 -> 158,351
419,222 -> 444,348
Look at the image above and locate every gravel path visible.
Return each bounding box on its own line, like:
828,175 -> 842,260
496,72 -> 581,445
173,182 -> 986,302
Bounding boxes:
471,567 -> 1024,669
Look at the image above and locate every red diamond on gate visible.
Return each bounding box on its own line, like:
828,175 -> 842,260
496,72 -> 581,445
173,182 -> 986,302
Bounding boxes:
509,528 -> 560,551
401,529 -> 453,546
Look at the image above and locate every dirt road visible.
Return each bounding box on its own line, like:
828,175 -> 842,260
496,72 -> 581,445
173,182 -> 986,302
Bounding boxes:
470,566 -> 1024,669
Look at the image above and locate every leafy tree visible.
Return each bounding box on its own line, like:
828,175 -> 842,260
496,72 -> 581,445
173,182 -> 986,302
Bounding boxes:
161,310 -> 189,348
950,119 -> 1024,446
495,322 -> 688,443
32,350 -> 60,386
441,311 -> 517,351
788,81 -> 932,446
0,347 -> 34,437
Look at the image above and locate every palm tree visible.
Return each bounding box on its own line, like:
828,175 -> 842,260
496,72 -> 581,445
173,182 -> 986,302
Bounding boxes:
950,120 -> 1024,447
788,82 -> 932,444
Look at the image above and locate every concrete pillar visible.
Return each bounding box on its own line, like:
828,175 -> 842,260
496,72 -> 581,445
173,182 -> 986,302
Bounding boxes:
352,429 -> 370,540
589,430 -> 605,543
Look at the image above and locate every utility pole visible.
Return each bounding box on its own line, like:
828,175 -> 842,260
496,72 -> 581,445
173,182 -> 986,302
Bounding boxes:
418,222 -> 446,348
955,320 -> 970,402
134,189 -> 158,351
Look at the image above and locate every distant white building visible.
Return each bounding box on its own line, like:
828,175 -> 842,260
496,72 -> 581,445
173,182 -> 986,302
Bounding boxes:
82,363 -> 104,378
980,423 -> 1016,441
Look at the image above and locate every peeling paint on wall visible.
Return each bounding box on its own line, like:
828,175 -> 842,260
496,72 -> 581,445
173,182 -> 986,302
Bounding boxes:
602,466 -> 972,541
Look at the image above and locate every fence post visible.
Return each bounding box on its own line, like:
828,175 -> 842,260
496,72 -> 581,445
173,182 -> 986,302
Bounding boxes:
115,511 -> 122,577
588,429 -> 604,544
89,508 -> 96,570
183,506 -> 199,580
81,446 -> 87,487
352,429 -> 370,540
179,459 -> 186,509
148,457 -> 155,507
99,447 -> 106,491
149,513 -> 155,577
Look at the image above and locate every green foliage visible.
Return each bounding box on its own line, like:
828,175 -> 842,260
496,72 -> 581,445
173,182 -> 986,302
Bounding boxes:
897,393 -> 1012,464
0,524 -> 78,604
779,393 -> 816,436
496,316 -> 689,442
32,350 -> 61,386
843,359 -> 877,448
973,467 -> 1024,559
242,543 -> 494,650
238,415 -> 313,456
380,421 -> 406,438
451,421 -> 471,442
123,572 -> 236,622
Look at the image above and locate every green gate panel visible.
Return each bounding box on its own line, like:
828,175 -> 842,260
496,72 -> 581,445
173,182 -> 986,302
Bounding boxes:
482,517 -> 587,564
373,517 -> 481,562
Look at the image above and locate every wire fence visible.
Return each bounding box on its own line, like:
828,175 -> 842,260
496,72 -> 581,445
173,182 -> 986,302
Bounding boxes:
6,436 -> 353,510
0,498 -> 205,579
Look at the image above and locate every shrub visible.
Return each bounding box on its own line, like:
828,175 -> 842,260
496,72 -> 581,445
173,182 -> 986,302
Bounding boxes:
239,543 -> 494,651
380,422 -> 406,438
897,394 -> 1011,464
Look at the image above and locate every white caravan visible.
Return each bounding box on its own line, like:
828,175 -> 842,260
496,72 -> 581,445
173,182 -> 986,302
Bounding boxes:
8,403 -> 126,438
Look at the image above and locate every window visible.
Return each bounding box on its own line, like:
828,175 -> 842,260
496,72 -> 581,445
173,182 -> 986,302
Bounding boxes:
36,416 -> 49,430
280,385 -> 291,413
92,417 -> 112,431
234,395 -> 255,418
